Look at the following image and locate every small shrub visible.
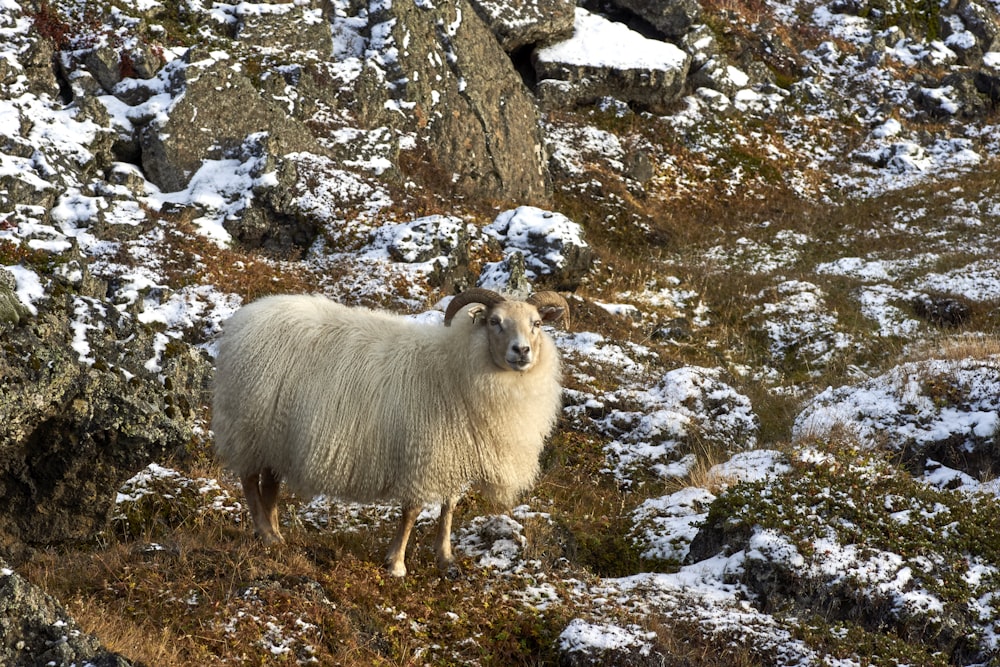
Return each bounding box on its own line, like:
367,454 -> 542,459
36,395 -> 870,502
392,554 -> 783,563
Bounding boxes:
29,0 -> 72,49
112,464 -> 242,539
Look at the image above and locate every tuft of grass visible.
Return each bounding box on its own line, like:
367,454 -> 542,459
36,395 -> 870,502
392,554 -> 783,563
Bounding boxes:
906,333 -> 1000,363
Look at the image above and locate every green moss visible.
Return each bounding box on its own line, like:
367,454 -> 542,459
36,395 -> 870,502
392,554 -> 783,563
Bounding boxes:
858,0 -> 941,41
562,516 -> 644,578
795,619 -> 951,666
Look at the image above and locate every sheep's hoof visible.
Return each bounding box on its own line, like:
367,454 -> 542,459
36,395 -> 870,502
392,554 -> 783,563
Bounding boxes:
256,531 -> 285,546
438,559 -> 463,580
386,561 -> 407,577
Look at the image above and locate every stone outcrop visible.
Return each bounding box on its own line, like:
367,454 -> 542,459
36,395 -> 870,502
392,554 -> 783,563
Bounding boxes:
0,561 -> 133,667
0,262 -> 211,549
357,0 -> 551,203
63,0 -> 554,257
137,48 -> 321,194
608,0 -> 702,38
952,0 -> 1000,61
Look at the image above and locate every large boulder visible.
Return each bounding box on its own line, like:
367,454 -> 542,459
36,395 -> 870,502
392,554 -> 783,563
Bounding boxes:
0,264 -> 211,548
955,0 -> 1000,53
356,0 -> 550,203
608,0 -> 702,38
233,2 -> 333,55
468,0 -> 576,52
533,8 -> 691,112
138,48 -> 321,193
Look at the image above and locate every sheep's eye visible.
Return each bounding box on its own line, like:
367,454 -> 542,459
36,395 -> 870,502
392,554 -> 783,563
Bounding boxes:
489,316 -> 502,328
532,320 -> 542,329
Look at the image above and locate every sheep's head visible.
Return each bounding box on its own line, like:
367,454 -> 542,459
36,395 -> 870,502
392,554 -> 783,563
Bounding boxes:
444,288 -> 569,372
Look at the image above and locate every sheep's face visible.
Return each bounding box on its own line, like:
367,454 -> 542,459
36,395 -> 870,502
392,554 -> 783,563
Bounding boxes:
480,301 -> 565,372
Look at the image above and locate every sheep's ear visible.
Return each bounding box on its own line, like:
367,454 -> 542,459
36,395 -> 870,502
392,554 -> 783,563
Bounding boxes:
537,305 -> 565,324
468,304 -> 487,323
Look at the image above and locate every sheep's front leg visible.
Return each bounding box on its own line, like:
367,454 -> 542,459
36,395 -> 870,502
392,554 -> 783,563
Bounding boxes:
435,496 -> 459,575
386,506 -> 419,577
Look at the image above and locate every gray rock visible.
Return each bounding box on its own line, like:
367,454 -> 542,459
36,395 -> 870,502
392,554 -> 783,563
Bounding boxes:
220,136 -> 321,255
125,41 -> 165,80
956,0 -> 1000,53
0,562 -> 134,667
623,147 -> 655,184
943,70 -> 991,117
0,268 -> 29,328
0,272 -> 211,547
477,250 -> 532,296
358,0 -> 550,203
534,9 -> 691,113
483,206 -> 592,290
82,45 -> 123,92
975,53 -> 1000,100
689,57 -> 747,97
235,3 -> 333,56
940,13 -> 984,66
370,215 -> 472,264
609,0 -> 702,38
0,51 -> 18,87
681,23 -> 720,71
912,72 -> 989,118
362,214 -> 483,290
139,47 -> 320,193
21,39 -> 59,99
468,0 -> 576,52
0,167 -> 56,214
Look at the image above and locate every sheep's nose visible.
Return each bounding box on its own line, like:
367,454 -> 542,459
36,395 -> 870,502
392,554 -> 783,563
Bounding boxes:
512,343 -> 530,357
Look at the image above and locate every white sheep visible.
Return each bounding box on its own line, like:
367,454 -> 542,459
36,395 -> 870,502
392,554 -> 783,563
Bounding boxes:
212,288 -> 568,576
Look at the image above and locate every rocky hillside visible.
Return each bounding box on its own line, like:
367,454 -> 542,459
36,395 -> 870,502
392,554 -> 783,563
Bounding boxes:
2,0 -> 1000,664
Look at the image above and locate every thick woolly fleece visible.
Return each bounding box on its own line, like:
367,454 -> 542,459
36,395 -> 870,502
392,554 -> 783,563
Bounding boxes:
212,294 -> 563,508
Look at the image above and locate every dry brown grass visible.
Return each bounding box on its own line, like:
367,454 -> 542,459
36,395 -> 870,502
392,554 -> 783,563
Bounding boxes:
160,215 -> 318,303
67,597 -> 190,665
903,333 -> 1000,363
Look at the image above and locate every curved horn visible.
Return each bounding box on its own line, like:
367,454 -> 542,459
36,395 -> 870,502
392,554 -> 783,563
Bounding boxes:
444,288 -> 507,326
527,291 -> 571,330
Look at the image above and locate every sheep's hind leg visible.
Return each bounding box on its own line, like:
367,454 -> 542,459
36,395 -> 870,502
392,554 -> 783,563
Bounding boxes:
435,496 -> 461,578
241,470 -> 284,545
386,506 -> 419,577
258,467 -> 284,543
